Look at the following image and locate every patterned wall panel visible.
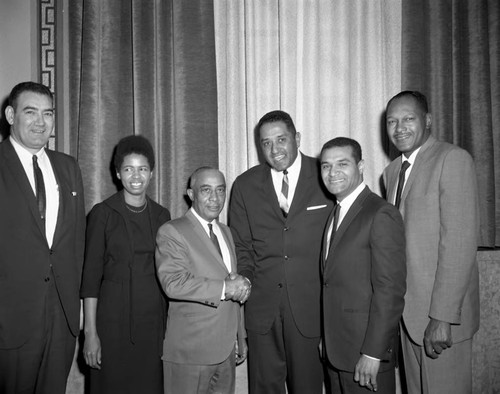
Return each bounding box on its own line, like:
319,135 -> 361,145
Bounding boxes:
40,0 -> 56,150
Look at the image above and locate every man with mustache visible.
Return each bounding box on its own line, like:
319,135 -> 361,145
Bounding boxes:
156,167 -> 249,393
383,91 -> 480,393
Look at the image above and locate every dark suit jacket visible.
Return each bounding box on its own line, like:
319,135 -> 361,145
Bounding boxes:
383,135 -> 480,345
229,154 -> 333,337
322,186 -> 406,372
0,139 -> 85,348
155,210 -> 245,365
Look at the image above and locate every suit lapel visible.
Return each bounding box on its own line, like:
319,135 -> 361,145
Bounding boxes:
326,187 -> 371,267
399,135 -> 437,209
386,164 -> 400,204
46,151 -> 65,246
186,210 -> 229,273
219,224 -> 237,272
287,154 -> 313,217
3,140 -> 45,237
322,205 -> 336,269
259,165 -> 285,220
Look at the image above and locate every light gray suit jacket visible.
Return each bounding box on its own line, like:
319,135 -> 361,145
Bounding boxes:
155,209 -> 245,365
383,135 -> 480,345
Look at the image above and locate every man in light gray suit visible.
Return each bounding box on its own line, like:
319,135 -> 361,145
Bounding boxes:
156,167 -> 249,394
383,91 -> 479,394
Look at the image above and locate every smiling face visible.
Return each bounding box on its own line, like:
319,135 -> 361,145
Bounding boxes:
386,95 -> 431,158
5,91 -> 54,154
259,121 -> 300,172
187,169 -> 226,222
116,153 -> 153,201
320,145 -> 364,202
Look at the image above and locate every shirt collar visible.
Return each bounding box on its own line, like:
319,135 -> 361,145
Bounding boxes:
337,182 -> 366,211
401,146 -> 421,166
10,136 -> 46,162
190,207 -> 218,232
270,150 -> 302,177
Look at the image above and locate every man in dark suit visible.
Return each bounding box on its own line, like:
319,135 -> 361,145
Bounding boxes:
156,167 -> 249,394
0,82 -> 86,393
229,110 -> 332,393
383,91 -> 479,393
320,137 -> 406,394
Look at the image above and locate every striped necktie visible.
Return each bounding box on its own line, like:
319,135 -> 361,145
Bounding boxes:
280,170 -> 289,216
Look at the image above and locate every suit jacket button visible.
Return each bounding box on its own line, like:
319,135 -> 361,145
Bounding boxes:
278,283 -> 283,288
284,227 -> 289,231
284,256 -> 289,260
44,277 -> 50,282
388,348 -> 392,353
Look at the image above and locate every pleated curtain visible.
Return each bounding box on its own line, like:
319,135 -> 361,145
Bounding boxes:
69,0 -> 218,219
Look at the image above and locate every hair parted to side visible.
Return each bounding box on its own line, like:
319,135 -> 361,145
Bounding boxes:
320,137 -> 362,163
114,135 -> 155,171
256,110 -> 297,136
8,82 -> 54,110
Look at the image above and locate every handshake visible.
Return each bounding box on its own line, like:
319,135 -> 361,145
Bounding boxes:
224,273 -> 251,303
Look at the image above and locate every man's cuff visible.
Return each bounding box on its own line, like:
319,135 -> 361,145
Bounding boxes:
362,354 -> 381,361
221,281 -> 226,300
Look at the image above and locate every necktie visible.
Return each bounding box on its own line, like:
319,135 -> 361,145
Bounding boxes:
280,170 -> 289,216
208,223 -> 223,257
33,155 -> 46,221
395,161 -> 410,209
326,203 -> 340,257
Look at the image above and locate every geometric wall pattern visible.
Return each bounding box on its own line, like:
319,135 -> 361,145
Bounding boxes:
40,0 -> 56,150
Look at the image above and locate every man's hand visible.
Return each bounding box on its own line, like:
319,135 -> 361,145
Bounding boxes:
224,273 -> 251,303
354,355 -> 380,392
424,318 -> 452,359
235,339 -> 248,365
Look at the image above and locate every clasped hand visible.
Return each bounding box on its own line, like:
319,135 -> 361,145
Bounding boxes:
224,273 -> 251,303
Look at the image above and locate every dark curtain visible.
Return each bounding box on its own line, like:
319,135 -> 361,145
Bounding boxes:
401,0 -> 500,247
68,0 -> 218,219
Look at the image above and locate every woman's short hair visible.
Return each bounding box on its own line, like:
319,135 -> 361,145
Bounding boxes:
114,135 -> 155,171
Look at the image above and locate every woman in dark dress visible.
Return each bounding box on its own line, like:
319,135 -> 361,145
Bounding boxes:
81,136 -> 170,394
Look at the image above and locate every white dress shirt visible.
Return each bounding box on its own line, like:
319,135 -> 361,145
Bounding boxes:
10,136 -> 59,247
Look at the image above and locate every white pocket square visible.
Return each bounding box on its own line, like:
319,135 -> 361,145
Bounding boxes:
71,191 -> 78,196
306,204 -> 327,211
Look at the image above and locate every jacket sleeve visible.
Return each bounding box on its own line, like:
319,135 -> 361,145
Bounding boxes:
429,148 -> 479,324
80,204 -> 108,298
228,178 -> 256,282
361,204 -> 406,360
155,222 -> 224,306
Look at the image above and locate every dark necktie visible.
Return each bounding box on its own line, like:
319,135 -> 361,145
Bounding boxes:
33,155 -> 46,221
208,223 -> 223,257
326,203 -> 340,256
395,161 -> 410,209
280,170 -> 289,216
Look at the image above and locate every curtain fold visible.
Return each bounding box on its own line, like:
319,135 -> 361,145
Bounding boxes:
401,0 -> 500,247
69,0 -> 218,219
215,0 -> 402,222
